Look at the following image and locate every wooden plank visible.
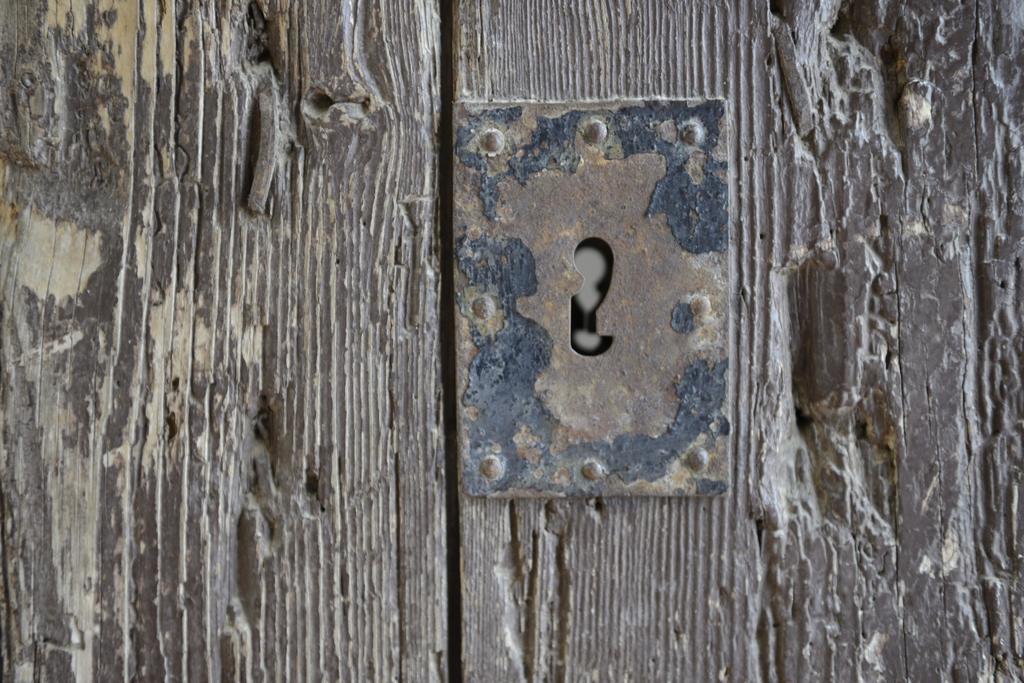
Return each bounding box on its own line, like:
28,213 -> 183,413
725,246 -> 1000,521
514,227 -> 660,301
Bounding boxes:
0,0 -> 446,680
970,0 -> 1024,675
454,0 -> 1022,679
455,3 -> 757,680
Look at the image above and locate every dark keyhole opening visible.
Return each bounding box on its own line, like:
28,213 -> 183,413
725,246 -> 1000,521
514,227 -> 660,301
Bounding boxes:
571,237 -> 614,356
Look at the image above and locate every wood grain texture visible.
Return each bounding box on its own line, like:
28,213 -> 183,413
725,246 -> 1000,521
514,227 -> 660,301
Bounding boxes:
2,0 -> 1022,680
0,0 -> 446,680
455,0 -> 1024,680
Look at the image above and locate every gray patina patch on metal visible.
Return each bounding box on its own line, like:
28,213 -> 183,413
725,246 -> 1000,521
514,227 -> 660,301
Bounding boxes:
454,100 -> 731,497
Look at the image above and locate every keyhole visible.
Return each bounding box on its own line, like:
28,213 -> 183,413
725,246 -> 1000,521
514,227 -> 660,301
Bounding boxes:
571,237 -> 614,356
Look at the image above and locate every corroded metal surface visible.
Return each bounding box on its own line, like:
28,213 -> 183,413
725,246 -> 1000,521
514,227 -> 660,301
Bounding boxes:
454,100 -> 731,497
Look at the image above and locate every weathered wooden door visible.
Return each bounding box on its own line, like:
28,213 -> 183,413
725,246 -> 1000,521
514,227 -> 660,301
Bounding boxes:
2,0 -> 1022,680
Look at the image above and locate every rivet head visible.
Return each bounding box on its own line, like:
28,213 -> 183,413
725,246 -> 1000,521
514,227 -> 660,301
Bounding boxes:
687,448 -> 709,471
680,120 -> 705,146
471,296 -> 496,320
581,460 -> 606,481
690,294 -> 711,318
479,129 -> 505,156
480,455 -> 504,480
582,119 -> 608,144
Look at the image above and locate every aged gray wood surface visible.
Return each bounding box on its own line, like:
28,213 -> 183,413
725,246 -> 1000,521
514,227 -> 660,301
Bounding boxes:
0,0 -> 446,680
456,0 -> 1023,681
1,0 -> 1022,681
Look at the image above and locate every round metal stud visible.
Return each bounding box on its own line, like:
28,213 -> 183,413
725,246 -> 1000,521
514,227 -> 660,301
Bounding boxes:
479,129 -> 505,156
690,294 -> 711,318
686,448 -> 709,472
680,120 -> 705,146
581,460 -> 606,481
471,296 -> 496,320
480,455 -> 505,480
582,119 -> 608,145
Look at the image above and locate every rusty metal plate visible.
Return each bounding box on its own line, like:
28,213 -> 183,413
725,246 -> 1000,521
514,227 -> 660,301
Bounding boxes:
454,100 -> 731,497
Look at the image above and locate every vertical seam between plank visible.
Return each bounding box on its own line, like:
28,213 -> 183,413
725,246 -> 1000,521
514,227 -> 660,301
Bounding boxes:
439,0 -> 464,680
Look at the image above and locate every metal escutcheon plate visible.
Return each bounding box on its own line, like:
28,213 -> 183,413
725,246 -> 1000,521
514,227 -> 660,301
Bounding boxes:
454,100 -> 731,497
